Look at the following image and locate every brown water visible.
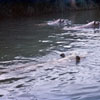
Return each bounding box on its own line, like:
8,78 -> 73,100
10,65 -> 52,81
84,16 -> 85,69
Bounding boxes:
0,10 -> 100,100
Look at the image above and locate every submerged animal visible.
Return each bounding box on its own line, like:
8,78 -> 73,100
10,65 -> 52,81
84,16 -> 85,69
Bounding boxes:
60,53 -> 66,58
63,21 -> 100,30
11,53 -> 83,72
37,19 -> 71,27
76,56 -> 80,64
60,53 -> 81,64
47,19 -> 71,26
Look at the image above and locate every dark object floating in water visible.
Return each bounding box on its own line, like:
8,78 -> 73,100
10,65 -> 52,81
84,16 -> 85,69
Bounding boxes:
60,53 -> 66,58
60,53 -> 81,64
0,94 -> 3,97
76,56 -> 80,64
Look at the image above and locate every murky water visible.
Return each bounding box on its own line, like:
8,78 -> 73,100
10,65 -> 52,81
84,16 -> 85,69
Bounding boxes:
0,10 -> 100,100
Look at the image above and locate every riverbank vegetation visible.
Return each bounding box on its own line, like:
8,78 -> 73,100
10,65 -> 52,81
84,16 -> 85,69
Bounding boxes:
0,0 -> 99,18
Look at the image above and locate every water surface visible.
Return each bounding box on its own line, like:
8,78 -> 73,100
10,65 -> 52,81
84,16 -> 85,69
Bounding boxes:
0,10 -> 100,100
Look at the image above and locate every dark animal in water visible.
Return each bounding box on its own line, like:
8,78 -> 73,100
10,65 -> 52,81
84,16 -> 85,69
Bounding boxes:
60,53 -> 66,58
60,53 -> 81,64
37,19 -> 71,27
76,56 -> 80,64
63,21 -> 100,30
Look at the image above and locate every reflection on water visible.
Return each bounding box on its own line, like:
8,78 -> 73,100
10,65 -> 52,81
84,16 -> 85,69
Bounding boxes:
0,10 -> 100,100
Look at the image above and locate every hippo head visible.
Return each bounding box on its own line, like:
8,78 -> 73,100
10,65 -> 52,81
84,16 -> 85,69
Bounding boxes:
60,53 -> 65,58
59,19 -> 72,26
76,56 -> 80,64
94,21 -> 100,28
